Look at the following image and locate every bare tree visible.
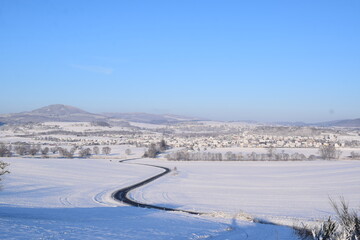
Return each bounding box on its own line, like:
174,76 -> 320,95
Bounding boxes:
15,144 -> 30,156
70,146 -> 77,155
102,146 -> 111,155
79,148 -> 92,158
41,147 -> 49,158
159,139 -> 168,151
319,144 -> 342,160
143,143 -> 159,158
0,143 -> 12,157
93,146 -> 99,155
29,147 -> 39,156
58,147 -> 74,158
267,147 -> 276,160
50,147 -> 58,154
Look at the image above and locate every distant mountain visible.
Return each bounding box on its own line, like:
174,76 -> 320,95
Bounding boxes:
314,118 -> 360,128
103,112 -> 201,124
273,121 -> 309,127
275,119 -> 360,128
0,104 -> 106,124
0,104 -> 201,125
31,104 -> 90,115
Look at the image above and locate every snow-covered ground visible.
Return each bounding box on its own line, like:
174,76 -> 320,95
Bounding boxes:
0,157 -> 297,240
131,159 -> 360,223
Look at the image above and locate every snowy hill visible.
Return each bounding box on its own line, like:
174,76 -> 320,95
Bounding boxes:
103,112 -> 201,124
31,104 -> 90,115
0,104 -> 106,124
0,104 -> 201,125
315,118 -> 360,127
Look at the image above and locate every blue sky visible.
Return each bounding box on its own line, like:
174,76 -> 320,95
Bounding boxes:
1,0 -> 359,122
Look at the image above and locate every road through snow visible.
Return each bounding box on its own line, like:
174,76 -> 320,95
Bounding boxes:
112,159 -> 201,215
111,158 -> 285,228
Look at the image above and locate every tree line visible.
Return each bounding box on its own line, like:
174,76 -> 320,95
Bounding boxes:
166,145 -> 348,161
0,142 -> 113,158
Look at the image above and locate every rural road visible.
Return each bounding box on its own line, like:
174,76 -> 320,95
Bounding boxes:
111,158 -> 285,228
112,159 -> 201,215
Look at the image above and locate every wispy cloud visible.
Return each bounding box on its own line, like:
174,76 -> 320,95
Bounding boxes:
71,64 -> 113,75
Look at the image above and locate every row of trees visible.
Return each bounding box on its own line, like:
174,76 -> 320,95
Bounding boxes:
48,146 -> 112,158
166,150 -> 310,161
166,145 -> 345,161
0,143 -> 113,158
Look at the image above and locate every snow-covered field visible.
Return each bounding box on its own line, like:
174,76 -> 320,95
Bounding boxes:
0,157 -> 299,239
132,159 -> 360,222
1,155 -> 359,239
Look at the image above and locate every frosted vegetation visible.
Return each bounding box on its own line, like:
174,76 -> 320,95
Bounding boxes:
295,199 -> 360,240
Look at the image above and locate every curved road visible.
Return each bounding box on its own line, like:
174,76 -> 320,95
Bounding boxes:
111,159 -> 201,215
111,158 -> 286,228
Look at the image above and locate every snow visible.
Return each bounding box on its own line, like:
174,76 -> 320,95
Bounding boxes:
0,158 -> 160,208
131,159 -> 360,222
0,157 -> 298,239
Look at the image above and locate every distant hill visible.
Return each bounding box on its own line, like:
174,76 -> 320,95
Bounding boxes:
0,104 -> 201,125
31,104 -> 90,115
1,104 -> 358,127
315,118 -> 360,128
275,119 -> 360,128
103,112 -> 200,124
0,104 -> 107,124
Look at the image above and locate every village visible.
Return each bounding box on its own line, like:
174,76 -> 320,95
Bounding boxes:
1,121 -> 360,158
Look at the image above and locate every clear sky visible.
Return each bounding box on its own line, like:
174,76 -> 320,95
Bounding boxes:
1,0 -> 359,122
